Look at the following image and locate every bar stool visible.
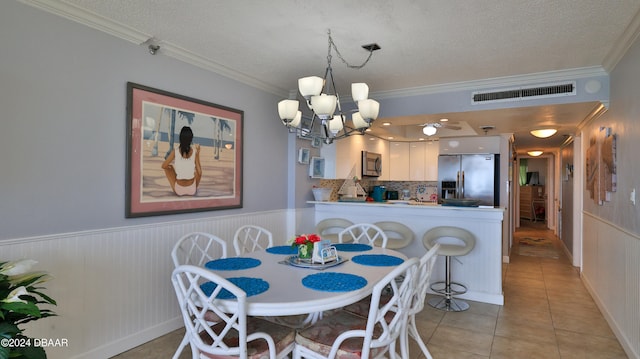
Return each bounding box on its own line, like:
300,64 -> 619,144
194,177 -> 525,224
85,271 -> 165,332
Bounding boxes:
422,226 -> 476,311
316,218 -> 353,243
373,221 -> 414,249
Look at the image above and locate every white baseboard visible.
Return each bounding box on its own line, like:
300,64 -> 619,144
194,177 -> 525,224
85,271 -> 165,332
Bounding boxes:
71,317 -> 183,359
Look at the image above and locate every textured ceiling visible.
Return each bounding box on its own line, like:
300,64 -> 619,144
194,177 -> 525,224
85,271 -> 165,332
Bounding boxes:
32,0 -> 640,152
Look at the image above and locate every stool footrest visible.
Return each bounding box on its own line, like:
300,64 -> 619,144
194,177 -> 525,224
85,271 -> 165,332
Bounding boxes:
428,296 -> 470,312
429,281 -> 468,295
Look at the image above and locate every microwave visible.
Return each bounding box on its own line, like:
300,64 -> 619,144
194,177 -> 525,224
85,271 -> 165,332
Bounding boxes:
362,151 -> 382,177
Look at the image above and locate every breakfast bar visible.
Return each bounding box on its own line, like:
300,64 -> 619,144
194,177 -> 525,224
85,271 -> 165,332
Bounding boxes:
310,201 -> 505,305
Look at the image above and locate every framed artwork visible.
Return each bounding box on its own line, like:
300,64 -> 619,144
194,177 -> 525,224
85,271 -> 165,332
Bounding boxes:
126,82 -> 243,217
309,157 -> 325,178
311,137 -> 323,148
298,148 -> 310,164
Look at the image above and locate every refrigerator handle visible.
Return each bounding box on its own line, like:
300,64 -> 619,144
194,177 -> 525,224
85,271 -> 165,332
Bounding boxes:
461,171 -> 465,198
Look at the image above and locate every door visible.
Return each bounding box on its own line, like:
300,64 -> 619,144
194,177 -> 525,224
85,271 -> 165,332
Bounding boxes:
461,154 -> 496,206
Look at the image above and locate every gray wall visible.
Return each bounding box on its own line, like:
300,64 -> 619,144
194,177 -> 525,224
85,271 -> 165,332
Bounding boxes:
583,32 -> 640,235
0,1 -> 289,240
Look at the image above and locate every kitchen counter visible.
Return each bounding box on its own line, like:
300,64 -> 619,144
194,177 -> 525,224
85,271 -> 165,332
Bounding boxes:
309,200 -> 505,305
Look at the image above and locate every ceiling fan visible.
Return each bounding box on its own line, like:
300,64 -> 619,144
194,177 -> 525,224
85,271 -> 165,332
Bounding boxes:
419,122 -> 462,136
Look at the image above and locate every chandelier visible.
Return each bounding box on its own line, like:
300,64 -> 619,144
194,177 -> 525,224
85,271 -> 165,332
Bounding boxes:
277,30 -> 380,144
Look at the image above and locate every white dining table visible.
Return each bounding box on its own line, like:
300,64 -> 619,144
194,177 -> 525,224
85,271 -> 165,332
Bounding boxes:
205,245 -> 408,317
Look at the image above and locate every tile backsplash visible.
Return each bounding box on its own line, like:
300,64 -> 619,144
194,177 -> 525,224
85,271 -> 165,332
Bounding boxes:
317,179 -> 438,201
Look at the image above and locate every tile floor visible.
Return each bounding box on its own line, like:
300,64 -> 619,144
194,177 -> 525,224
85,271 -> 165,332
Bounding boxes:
113,221 -> 628,358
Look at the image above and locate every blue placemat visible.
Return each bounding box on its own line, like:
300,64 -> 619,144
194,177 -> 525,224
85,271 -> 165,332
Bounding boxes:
302,272 -> 367,292
205,257 -> 261,271
333,243 -> 372,252
352,254 -> 404,267
201,277 -> 269,299
266,245 -> 298,255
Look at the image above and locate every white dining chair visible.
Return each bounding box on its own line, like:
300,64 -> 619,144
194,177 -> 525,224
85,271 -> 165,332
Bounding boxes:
338,223 -> 388,248
171,232 -> 228,267
170,232 -> 228,359
293,257 -> 419,359
171,265 -> 295,359
341,245 -> 440,358
233,225 -> 274,256
402,243 -> 440,359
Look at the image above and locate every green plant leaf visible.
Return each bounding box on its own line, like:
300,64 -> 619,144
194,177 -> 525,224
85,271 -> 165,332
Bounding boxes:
1,302 -> 40,317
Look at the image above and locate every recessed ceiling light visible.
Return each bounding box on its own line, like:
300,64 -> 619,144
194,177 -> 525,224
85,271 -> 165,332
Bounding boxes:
418,138 -> 425,141
530,129 -> 557,138
527,150 -> 543,157
382,122 -> 391,126
440,118 -> 449,122
387,136 -> 394,140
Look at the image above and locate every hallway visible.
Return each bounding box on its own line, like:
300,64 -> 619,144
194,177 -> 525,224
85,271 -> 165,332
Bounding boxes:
114,221 -> 628,358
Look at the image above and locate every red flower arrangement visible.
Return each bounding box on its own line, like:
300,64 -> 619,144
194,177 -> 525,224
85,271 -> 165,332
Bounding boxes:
291,234 -> 322,259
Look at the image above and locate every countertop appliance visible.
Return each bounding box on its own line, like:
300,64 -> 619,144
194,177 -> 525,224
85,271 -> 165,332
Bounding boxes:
438,154 -> 499,206
385,190 -> 399,200
371,186 -> 386,202
362,151 -> 382,177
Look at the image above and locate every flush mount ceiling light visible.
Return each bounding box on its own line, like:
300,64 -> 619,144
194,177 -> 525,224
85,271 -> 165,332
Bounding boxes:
530,129 -> 557,138
422,125 -> 437,136
527,150 -> 544,157
277,29 -> 380,145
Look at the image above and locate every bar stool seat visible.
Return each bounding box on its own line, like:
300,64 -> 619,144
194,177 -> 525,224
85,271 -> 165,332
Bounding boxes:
373,221 -> 414,249
316,218 -> 353,243
422,226 -> 475,312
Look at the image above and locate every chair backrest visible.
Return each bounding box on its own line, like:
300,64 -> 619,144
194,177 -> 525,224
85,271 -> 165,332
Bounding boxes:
172,232 -> 228,267
233,225 -> 273,256
316,218 -> 354,243
358,257 -> 419,358
374,221 -> 415,249
338,223 -> 389,248
171,265 -> 250,358
411,243 -> 441,315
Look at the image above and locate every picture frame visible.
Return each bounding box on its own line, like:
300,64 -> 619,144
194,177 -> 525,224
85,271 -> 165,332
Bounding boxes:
126,82 -> 243,217
309,157 -> 325,178
298,148 -> 310,164
311,137 -> 323,148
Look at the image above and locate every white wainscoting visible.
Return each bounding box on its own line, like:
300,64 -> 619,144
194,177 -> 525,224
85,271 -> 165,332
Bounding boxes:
0,209 -> 295,359
582,213 -> 640,359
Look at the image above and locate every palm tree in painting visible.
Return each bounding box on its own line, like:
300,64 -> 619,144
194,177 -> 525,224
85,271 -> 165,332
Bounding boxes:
211,117 -> 232,160
165,108 -> 195,158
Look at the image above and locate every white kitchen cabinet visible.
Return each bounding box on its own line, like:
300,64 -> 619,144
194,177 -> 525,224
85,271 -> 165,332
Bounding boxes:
389,142 -> 410,180
409,142 -> 426,180
391,141 -> 439,181
424,142 -> 439,181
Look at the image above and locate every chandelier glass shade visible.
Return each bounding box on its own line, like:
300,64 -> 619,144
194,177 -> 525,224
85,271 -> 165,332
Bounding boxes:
277,30 -> 380,144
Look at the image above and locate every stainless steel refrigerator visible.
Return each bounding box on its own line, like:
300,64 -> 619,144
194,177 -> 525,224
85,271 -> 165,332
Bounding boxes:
438,154 -> 499,206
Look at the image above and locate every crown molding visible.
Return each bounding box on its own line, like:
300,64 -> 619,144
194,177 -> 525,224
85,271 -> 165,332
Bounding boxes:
602,6 -> 640,72
20,0 -> 614,100
19,0 -> 289,97
577,102 -> 608,132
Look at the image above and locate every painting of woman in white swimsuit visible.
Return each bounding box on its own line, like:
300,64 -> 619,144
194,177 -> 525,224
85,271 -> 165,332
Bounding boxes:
162,126 -> 202,196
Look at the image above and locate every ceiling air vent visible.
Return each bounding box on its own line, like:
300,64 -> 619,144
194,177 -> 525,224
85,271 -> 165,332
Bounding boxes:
472,82 -> 576,104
